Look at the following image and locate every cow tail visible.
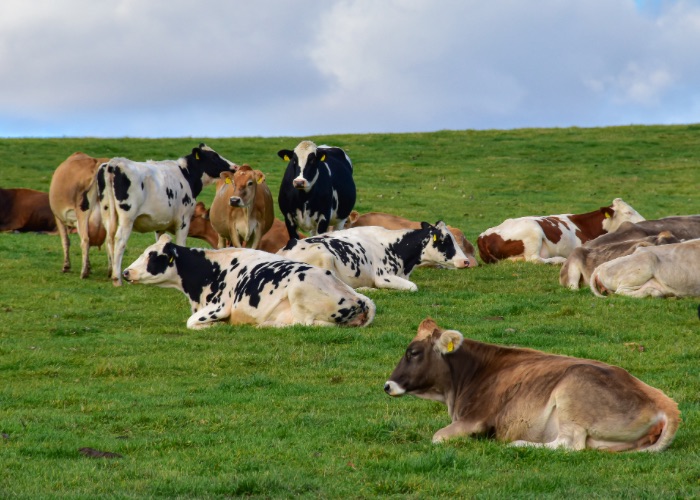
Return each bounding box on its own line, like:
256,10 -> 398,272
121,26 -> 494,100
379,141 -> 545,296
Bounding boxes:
641,408 -> 681,452
100,163 -> 118,249
589,269 -> 606,297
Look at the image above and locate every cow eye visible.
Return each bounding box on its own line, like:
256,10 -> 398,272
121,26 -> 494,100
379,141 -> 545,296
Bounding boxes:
247,181 -> 253,187
406,348 -> 421,360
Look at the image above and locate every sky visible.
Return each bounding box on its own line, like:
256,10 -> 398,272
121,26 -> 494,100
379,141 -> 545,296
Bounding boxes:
1,0 -> 699,138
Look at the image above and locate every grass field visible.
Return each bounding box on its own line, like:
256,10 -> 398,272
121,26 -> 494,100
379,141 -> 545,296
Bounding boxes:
1,126 -> 699,498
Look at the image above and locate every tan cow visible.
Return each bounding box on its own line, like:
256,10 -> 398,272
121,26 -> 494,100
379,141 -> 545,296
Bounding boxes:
560,231 -> 679,289
346,211 -> 478,268
49,152 -> 109,278
187,202 -> 219,248
0,188 -> 57,233
209,165 -> 274,249
385,318 -> 680,451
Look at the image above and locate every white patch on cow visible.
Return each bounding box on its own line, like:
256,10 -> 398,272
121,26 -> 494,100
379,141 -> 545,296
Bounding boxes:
602,198 -> 646,233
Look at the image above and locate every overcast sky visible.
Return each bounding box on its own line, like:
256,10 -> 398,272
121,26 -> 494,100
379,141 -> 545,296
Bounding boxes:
1,0 -> 698,138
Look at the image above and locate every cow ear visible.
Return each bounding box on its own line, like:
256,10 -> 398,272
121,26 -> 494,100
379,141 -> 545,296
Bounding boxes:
420,221 -> 431,230
163,243 -> 178,264
158,233 -> 172,244
254,170 -> 266,184
435,329 -> 464,355
601,207 -> 614,219
192,147 -> 202,161
349,210 -> 360,224
278,150 -> 294,162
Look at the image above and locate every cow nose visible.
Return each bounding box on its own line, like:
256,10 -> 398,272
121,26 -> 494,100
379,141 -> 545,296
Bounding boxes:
293,179 -> 308,190
122,269 -> 131,280
384,382 -> 391,394
229,197 -> 242,207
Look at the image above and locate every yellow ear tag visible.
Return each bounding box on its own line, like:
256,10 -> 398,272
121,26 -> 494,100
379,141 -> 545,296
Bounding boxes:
605,212 -> 611,218
320,154 -> 326,162
169,256 -> 174,264
225,178 -> 231,184
433,234 -> 437,242
284,155 -> 291,161
195,152 -> 200,160
447,341 -> 454,353
257,177 -> 263,184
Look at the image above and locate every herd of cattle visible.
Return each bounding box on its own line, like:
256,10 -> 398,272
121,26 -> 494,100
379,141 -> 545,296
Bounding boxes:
2,140 -> 697,451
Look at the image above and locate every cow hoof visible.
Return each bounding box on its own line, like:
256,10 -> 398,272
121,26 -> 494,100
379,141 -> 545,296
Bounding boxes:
112,279 -> 122,287
62,266 -> 70,273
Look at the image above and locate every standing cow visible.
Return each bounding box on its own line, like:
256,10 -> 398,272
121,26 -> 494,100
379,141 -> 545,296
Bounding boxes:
97,144 -> 235,286
385,318 -> 680,451
49,152 -> 109,278
277,140 -> 356,239
208,165 -> 274,249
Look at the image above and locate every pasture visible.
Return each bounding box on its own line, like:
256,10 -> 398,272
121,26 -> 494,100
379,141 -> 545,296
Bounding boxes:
1,126 -> 699,497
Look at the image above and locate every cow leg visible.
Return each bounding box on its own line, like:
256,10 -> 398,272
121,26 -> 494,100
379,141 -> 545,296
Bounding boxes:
111,224 -> 133,286
511,425 -> 588,451
374,275 -> 418,292
617,280 -> 668,298
56,218 -> 71,273
284,218 -> 299,240
432,420 -> 487,443
316,216 -> 330,235
186,303 -> 229,329
76,210 -> 92,278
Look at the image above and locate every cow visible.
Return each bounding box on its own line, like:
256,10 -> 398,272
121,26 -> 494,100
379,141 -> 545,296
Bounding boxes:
187,202 -> 219,248
384,318 -> 680,451
0,188 -> 57,233
259,218 -> 298,254
277,140 -> 356,239
559,231 -> 679,290
97,144 -> 236,286
277,222 -> 472,291
345,210 -> 478,267
584,216 -> 700,248
591,238 -> 700,298
208,165 -> 274,250
49,152 -> 109,278
122,234 -> 376,329
477,198 -> 645,264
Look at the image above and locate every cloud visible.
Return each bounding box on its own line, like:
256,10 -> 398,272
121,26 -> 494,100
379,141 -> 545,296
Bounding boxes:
0,0 -> 698,137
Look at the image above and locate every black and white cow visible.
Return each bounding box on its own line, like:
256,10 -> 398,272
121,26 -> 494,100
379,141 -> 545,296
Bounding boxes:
277,140 -> 356,239
97,144 -> 236,286
123,234 -> 376,329
277,222 -> 472,291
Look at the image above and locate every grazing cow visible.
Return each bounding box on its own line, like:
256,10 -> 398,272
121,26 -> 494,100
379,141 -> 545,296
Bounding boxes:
584,216 -> 700,248
346,210 -> 478,267
97,144 -> 235,286
122,234 -> 375,329
385,318 -> 680,451
477,199 -> 645,264
277,222 -> 471,291
187,202 -> 219,248
591,239 -> 700,298
0,188 -> 56,233
277,140 -> 356,239
49,152 -> 109,278
208,165 -> 274,249
560,231 -> 679,289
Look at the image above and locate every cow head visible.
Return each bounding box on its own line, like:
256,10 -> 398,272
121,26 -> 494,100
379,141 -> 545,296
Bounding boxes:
188,143 -> 238,186
123,234 -> 181,286
420,221 -> 472,269
601,198 -> 645,233
278,140 -> 326,192
384,318 -> 463,402
224,165 -> 266,208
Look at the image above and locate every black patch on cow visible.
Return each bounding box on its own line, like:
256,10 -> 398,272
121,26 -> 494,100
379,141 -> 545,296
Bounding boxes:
304,236 -> 368,278
146,250 -> 172,276
182,193 -> 192,206
141,182 -> 145,190
233,260 -> 312,309
160,244 -> 228,305
166,188 -> 175,200
179,144 -> 233,198
334,299 -> 368,324
80,191 -> 90,212
113,166 -> 132,202
281,238 -> 300,251
96,166 -> 106,202
119,203 -> 131,212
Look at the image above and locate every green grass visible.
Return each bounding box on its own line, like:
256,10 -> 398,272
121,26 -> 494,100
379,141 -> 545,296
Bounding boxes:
1,126 -> 699,498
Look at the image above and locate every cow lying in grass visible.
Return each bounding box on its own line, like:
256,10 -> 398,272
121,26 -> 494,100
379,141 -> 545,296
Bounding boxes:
385,318 -> 680,451
123,234 -> 375,329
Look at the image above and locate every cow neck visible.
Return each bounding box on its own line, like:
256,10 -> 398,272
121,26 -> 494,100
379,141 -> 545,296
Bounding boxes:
171,245 -> 223,303
568,209 -> 607,241
178,155 -> 205,198
386,227 -> 430,275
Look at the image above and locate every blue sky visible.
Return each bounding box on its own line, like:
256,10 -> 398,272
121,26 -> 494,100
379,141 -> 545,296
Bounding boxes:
0,0 -> 698,138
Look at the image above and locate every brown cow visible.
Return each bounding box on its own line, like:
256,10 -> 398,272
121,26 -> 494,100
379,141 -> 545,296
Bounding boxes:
584,216 -> 700,248
560,231 -> 679,289
345,210 -> 478,267
385,318 -> 680,451
209,165 -> 274,249
49,152 -> 109,278
477,199 -> 645,264
0,188 -> 57,233
187,202 -> 219,248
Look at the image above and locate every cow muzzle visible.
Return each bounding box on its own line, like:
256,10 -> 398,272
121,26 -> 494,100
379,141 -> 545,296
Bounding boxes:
229,196 -> 244,207
292,178 -> 309,191
384,381 -> 405,397
122,269 -> 137,284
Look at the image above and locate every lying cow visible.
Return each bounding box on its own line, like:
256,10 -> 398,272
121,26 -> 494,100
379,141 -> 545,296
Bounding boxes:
123,234 -> 375,329
277,222 -> 471,291
345,210 -> 478,268
208,165 -> 274,249
278,140 -> 356,238
49,152 -> 109,278
560,231 -> 679,289
97,144 -> 235,286
591,238 -> 700,298
188,202 -> 219,248
259,218 -> 298,254
585,215 -> 700,248
477,198 -> 644,264
0,187 -> 56,233
384,318 -> 680,451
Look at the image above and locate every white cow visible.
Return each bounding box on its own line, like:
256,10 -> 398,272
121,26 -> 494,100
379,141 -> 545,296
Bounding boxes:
97,144 -> 236,286
123,234 -> 376,329
277,222 -> 472,291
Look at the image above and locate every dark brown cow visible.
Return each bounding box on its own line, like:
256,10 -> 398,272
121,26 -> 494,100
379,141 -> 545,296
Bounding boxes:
0,188 -> 56,233
345,210 -> 478,268
560,231 -> 679,289
385,318 -> 680,451
49,152 -> 109,278
584,216 -> 700,248
477,199 -> 644,264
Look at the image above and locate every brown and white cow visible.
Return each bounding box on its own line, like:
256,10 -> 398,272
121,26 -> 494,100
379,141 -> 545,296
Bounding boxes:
591,238 -> 700,298
385,318 -> 680,451
477,199 -> 645,264
345,211 -> 478,268
209,165 -> 274,250
49,152 -> 109,278
560,231 -> 679,289
0,187 -> 57,233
